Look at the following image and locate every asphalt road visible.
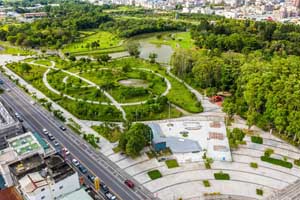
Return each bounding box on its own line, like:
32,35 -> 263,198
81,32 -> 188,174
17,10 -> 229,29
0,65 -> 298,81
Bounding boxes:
0,74 -> 155,200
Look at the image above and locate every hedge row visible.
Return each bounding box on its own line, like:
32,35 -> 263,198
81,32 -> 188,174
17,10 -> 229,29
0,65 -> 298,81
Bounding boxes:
214,172 -> 230,180
261,156 -> 293,168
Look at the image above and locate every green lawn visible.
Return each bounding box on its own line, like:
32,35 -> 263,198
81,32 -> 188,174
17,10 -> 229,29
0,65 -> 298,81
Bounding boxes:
147,170 -> 162,180
0,41 -> 35,55
92,123 -> 122,143
47,70 -> 109,102
166,75 -> 203,113
6,61 -> 122,121
149,32 -> 195,49
63,31 -> 124,55
165,159 -> 179,168
81,67 -> 167,103
124,104 -> 182,121
34,59 -> 52,66
108,58 -> 203,113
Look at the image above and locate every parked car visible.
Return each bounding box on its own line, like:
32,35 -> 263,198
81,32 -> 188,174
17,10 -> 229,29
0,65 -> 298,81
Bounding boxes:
53,140 -> 59,146
101,183 -> 109,193
62,148 -> 70,155
78,165 -> 87,174
87,174 -> 95,183
105,192 -> 116,200
72,159 -> 80,167
17,116 -> 23,122
124,179 -> 135,189
48,134 -> 55,141
42,128 -> 48,134
158,157 -> 166,162
59,126 -> 66,131
14,113 -> 23,122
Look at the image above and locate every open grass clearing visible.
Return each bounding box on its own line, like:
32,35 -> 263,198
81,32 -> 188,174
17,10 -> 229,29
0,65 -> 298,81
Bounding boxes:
47,70 -> 109,102
6,61 -> 122,121
92,123 -> 122,143
33,59 -> 52,66
124,104 -> 182,121
63,31 -> 124,55
107,58 -> 202,112
0,41 -> 35,55
149,32 -> 195,49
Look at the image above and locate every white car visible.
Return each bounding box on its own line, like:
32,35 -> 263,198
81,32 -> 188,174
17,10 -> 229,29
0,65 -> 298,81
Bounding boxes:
62,148 -> 70,156
42,128 -> 49,135
53,140 -> 59,146
72,159 -> 80,166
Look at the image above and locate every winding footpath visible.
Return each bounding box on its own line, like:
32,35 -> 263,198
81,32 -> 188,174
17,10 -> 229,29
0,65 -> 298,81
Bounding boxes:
30,60 -> 127,121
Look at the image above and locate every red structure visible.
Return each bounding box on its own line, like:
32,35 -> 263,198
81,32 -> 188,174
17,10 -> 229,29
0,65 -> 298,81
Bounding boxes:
210,95 -> 223,103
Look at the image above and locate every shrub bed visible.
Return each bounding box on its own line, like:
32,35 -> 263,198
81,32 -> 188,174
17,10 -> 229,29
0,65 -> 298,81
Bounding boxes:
256,189 -> 263,196
251,136 -> 263,144
148,170 -> 162,180
165,159 -> 179,168
261,156 -> 293,168
250,162 -> 258,168
294,159 -> 300,166
214,172 -> 230,180
203,180 -> 210,187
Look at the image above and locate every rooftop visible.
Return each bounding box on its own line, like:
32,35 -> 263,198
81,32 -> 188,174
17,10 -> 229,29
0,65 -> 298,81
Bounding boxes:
18,172 -> 48,193
149,123 -> 202,153
0,186 -> 23,200
9,154 -> 45,178
0,174 -> 5,189
14,155 -> 77,193
7,132 -> 43,156
0,101 -> 15,128
45,155 -> 76,183
149,118 -> 232,162
58,188 -> 93,200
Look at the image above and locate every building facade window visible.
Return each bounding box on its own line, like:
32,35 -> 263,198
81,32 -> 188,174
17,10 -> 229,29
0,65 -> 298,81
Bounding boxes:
59,185 -> 63,190
41,196 -> 45,200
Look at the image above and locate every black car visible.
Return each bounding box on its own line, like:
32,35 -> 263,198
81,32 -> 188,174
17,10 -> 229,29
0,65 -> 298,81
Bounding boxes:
100,183 -> 109,193
60,126 -> 66,131
87,174 -> 95,183
78,165 -> 87,174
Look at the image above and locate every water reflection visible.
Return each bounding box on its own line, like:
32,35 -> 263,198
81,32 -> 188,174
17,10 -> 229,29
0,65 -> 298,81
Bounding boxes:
138,41 -> 173,64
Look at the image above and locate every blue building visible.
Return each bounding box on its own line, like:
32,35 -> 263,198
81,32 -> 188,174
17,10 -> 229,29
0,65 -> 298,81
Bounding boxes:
149,123 -> 201,153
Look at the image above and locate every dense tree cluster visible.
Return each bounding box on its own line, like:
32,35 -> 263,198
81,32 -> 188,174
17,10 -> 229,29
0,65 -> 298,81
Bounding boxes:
171,49 -> 244,92
118,123 -> 152,157
100,18 -> 187,38
0,1 -> 112,49
172,47 -> 300,143
191,19 -> 300,56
